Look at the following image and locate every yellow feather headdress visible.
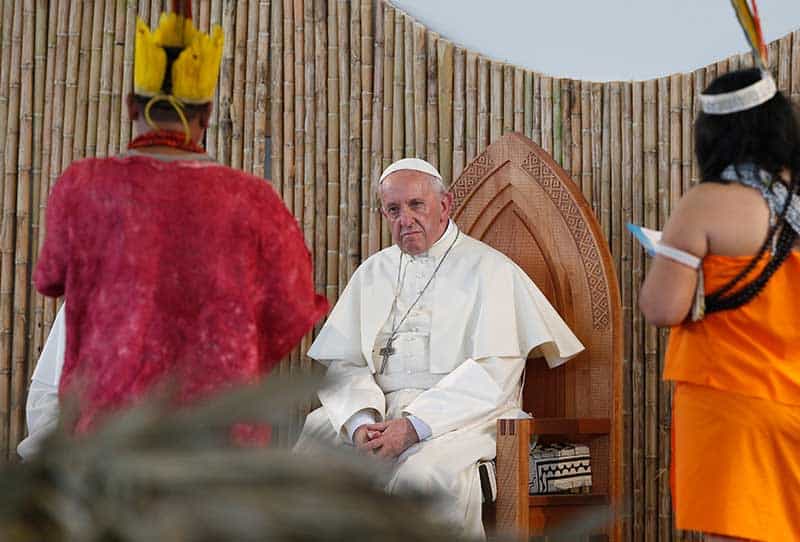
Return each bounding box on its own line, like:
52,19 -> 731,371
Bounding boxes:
133,3 -> 224,105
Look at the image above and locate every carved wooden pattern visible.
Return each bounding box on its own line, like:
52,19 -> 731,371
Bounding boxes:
519,151 -> 610,331
451,150 -> 496,209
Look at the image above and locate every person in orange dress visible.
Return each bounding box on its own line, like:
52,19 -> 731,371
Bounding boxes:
639,67 -> 800,542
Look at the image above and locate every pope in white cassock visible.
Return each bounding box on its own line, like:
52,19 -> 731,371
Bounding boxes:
294,157 -> 585,539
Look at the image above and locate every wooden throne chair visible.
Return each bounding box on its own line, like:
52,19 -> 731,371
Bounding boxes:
450,133 -> 622,540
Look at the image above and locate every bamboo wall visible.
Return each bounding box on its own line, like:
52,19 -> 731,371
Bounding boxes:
1,1 -> 798,540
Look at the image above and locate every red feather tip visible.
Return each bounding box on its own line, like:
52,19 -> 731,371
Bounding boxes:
749,0 -> 768,63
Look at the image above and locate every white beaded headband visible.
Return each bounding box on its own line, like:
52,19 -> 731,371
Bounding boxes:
699,71 -> 777,115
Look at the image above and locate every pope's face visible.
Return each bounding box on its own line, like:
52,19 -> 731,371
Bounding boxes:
380,170 -> 453,256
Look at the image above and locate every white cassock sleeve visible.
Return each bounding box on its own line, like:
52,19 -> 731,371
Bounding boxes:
17,304 -> 66,460
401,354 -> 525,438
317,357 -> 387,442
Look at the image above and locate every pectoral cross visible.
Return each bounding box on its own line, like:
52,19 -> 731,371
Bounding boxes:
379,337 -> 395,374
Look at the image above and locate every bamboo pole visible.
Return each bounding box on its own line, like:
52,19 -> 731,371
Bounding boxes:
304,0 -> 315,251
681,73 -> 692,195
769,40 -> 779,80
386,7 -> 401,247
10,0 -> 35,454
643,78 -> 658,542
336,0 -> 348,294
382,6 -> 394,165
390,10 -> 403,164
540,75 -> 552,156
96,0 -> 115,156
705,61 -> 717,87
412,22 -> 425,160
205,0 -> 223,158
0,0 -> 9,452
61,0 -> 83,169
620,80 -> 633,542
657,74 -> 673,542
368,0 -> 383,256
402,15 -> 414,158
31,0 -> 60,374
253,0 -> 271,179
476,57 -> 488,153
217,1 -> 236,166
669,74 -> 683,208
0,0 -> 9,210
347,0 -> 361,277
314,0 -> 326,323
513,67 -> 523,133
148,0 -> 159,27
42,0 -> 71,343
502,64 -> 512,135
690,68 -> 704,187
84,0 -> 105,158
570,78 -> 581,182
452,46 -> 465,180
425,32 -> 439,168
296,0 -> 316,418
630,80 -> 645,542
26,0 -> 47,368
532,73 -> 541,145
553,79 -> 562,165
269,0 -> 283,193
199,0 -> 211,31
0,0 -> 22,459
779,34 -> 792,94
590,82 -> 602,215
489,61 -> 502,143
292,0 -> 307,221
284,0 -> 305,439
728,51 -> 740,72
523,70 -> 532,139
242,0 -> 259,173
325,0 -> 339,303
599,83 -> 610,241
108,0 -> 130,151
792,30 -> 800,104
609,82 -> 620,272
230,1 -> 252,172
437,39 -> 453,185
282,0 -> 295,212
561,79 -> 571,174
580,80 -> 591,203
465,51 -> 477,162
0,0 -> 15,232
72,0 -> 93,161
359,0 -> 372,259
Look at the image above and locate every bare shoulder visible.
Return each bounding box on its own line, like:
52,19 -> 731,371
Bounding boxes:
669,182 -> 765,225
668,181 -> 769,256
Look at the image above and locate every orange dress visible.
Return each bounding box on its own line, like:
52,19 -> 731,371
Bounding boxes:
664,253 -> 800,542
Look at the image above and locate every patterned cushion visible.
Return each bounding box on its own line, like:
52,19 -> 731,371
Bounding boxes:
529,443 -> 592,494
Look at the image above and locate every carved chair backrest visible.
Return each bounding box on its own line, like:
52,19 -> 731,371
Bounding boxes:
450,132 -> 622,494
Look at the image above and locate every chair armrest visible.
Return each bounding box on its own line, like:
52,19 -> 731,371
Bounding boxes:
495,418 -> 531,533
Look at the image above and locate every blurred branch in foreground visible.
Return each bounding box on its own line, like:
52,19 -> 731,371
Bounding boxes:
0,374 -> 484,542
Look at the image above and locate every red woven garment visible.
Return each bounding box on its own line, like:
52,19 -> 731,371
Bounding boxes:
35,155 -> 329,435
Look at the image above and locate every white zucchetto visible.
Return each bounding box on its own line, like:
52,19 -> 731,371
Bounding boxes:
379,158 -> 443,184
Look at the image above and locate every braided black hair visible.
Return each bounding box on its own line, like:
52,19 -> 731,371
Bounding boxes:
695,68 -> 800,314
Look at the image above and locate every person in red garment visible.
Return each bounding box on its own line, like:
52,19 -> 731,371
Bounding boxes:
31,3 -> 328,439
